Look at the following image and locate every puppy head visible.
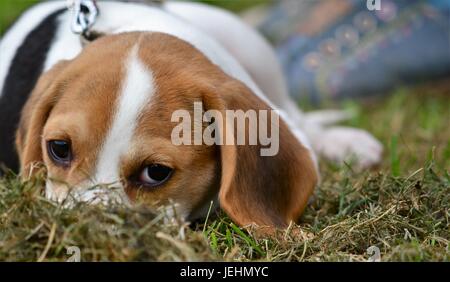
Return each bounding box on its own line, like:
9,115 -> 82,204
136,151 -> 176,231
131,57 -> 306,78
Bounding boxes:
17,32 -> 318,227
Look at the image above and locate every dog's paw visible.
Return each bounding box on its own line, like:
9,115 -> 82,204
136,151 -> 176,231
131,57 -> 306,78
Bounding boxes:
313,126 -> 383,169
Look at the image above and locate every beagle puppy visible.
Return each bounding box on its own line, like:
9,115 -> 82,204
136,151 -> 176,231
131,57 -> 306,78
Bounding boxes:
0,1 -> 382,228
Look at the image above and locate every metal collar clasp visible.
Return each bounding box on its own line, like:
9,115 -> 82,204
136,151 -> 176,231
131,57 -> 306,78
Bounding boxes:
68,0 -> 99,35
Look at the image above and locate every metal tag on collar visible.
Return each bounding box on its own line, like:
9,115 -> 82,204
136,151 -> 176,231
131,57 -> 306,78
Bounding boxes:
68,0 -> 98,34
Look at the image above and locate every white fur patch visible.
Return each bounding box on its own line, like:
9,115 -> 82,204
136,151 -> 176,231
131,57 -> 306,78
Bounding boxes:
94,45 -> 154,184
44,10 -> 83,72
311,126 -> 383,169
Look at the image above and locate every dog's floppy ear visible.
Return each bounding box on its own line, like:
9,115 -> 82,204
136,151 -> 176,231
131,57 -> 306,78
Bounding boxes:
16,61 -> 69,178
203,78 -> 318,228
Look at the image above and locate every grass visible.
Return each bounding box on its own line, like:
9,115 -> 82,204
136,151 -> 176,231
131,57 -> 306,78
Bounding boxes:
0,1 -> 449,262
0,0 -> 39,34
1,85 -> 449,262
197,0 -> 270,12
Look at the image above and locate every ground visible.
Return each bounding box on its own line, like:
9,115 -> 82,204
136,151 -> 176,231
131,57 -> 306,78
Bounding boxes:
0,1 -> 449,262
1,85 -> 448,262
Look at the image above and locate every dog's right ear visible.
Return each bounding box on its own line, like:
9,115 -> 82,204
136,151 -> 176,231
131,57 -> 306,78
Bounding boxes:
202,77 -> 319,228
16,61 -> 70,178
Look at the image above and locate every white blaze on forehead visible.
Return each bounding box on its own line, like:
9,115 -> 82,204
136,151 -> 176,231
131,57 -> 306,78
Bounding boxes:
95,45 -> 154,184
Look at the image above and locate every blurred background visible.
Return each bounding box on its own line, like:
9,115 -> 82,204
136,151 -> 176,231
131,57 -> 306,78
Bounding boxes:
1,0 -> 449,104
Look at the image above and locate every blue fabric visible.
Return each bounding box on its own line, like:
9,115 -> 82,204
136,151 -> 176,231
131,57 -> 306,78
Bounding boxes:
259,0 -> 450,103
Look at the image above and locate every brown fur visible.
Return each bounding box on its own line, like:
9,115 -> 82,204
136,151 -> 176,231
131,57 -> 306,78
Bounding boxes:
16,32 -> 318,227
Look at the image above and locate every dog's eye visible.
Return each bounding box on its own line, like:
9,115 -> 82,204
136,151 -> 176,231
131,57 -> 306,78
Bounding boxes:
47,140 -> 72,166
139,164 -> 173,187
